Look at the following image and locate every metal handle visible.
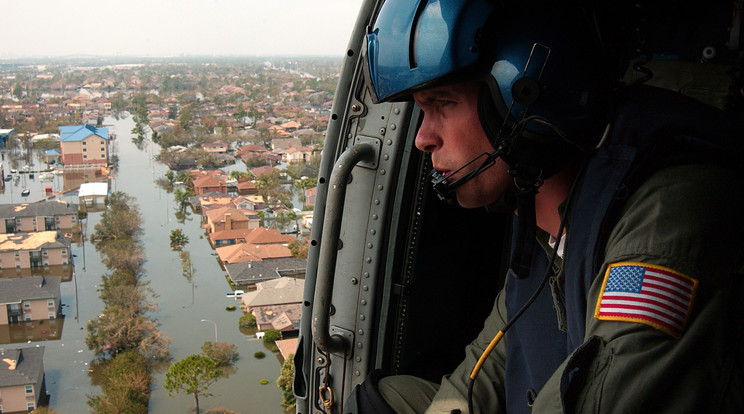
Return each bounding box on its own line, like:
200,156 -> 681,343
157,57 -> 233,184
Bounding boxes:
312,143 -> 376,354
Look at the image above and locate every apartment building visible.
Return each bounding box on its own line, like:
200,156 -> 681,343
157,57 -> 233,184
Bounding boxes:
0,276 -> 61,324
0,346 -> 47,412
0,201 -> 78,234
59,124 -> 109,166
0,232 -> 71,270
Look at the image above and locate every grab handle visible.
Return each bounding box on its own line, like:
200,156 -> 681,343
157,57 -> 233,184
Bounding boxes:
312,143 -> 376,354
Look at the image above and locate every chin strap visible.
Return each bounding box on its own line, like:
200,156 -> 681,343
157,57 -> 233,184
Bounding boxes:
509,163 -> 543,279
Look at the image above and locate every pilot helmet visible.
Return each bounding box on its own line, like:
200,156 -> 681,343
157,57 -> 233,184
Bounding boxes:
364,0 -> 631,177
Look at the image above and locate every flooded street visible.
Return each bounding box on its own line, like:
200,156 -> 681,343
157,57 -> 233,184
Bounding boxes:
0,115 -> 286,413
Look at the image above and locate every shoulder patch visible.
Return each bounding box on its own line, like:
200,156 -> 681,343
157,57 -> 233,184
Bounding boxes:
594,262 -> 698,338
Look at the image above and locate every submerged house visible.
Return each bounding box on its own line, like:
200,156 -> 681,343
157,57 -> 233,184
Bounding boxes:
0,276 -> 62,324
0,201 -> 79,234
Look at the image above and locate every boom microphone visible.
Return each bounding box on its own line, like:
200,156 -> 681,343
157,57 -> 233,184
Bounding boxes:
429,148 -> 503,203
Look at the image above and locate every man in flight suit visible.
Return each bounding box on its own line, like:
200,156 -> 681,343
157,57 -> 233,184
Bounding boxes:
350,0 -> 744,412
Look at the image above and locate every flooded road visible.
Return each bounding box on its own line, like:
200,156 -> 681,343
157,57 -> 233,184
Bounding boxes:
0,115 -> 286,413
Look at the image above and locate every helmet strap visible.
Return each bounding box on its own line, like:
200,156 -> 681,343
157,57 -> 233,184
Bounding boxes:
509,163 -> 543,279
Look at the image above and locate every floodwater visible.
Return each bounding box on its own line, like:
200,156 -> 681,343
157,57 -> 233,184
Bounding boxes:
0,115 -> 287,413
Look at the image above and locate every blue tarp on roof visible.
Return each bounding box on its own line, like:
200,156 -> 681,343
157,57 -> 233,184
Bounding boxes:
59,125 -> 108,142
45,149 -> 60,156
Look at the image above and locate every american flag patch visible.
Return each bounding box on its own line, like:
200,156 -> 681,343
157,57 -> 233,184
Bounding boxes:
594,262 -> 698,338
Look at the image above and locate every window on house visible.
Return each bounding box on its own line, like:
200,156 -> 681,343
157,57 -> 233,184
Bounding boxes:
83,148 -> 87,152
49,312 -> 55,320
24,314 -> 31,321
25,385 -> 34,394
23,301 -> 30,308
101,140 -> 104,145
14,251 -> 18,257
27,402 -> 35,411
48,299 -> 54,307
83,155 -> 87,159
82,141 -> 86,145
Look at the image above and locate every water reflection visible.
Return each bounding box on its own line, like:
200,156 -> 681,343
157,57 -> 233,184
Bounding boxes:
0,317 -> 64,344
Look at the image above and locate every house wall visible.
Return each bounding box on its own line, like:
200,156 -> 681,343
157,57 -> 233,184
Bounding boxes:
1,297 -> 58,326
22,298 -> 58,322
5,214 -> 76,233
0,383 -> 37,412
0,246 -> 69,269
210,220 -> 251,233
195,184 -> 227,195
43,247 -> 69,266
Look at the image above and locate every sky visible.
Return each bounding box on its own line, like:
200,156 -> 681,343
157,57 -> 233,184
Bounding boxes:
1,0 -> 364,59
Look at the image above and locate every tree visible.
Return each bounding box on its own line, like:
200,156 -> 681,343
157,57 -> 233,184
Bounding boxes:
164,355 -> 222,414
288,238 -> 309,259
99,237 -> 145,273
262,329 -> 282,343
91,192 -> 144,244
201,341 -> 239,367
87,350 -> 151,414
239,314 -> 256,329
277,355 -> 296,410
170,228 -> 189,251
85,284 -> 171,360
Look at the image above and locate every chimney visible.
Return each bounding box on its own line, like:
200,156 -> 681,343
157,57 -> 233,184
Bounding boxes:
225,213 -> 232,230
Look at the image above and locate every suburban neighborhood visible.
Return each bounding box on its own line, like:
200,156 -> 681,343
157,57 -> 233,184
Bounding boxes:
0,57 -> 333,413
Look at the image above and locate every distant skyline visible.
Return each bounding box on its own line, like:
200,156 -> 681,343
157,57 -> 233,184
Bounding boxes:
1,0 -> 364,59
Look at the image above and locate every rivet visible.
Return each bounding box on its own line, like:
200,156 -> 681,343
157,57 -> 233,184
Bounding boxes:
370,229 -> 376,235
394,107 -> 400,115
374,199 -> 380,205
359,314 -> 366,321
380,169 -> 386,175
363,272 -> 370,278
361,299 -> 367,305
358,329 -> 364,335
365,257 -> 372,263
386,139 -> 393,145
356,356 -> 362,362
363,285 -> 369,291
377,185 -> 383,190
367,243 -> 373,249
372,214 -> 378,220
351,104 -> 360,111
380,127 -> 386,135
355,370 -> 361,376
351,277 -> 358,285
383,154 -> 390,160
317,357 -> 325,364
390,124 -> 397,130
357,342 -> 363,349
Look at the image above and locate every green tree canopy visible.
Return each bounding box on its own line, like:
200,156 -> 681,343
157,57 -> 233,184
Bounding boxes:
201,341 -> 239,367
164,355 -> 222,413
170,228 -> 189,251
277,355 -> 296,410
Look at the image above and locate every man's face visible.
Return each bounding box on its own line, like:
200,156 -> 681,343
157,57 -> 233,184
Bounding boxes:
413,82 -> 512,208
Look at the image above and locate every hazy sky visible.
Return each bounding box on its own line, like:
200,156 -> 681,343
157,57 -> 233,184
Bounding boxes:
1,0 -> 364,58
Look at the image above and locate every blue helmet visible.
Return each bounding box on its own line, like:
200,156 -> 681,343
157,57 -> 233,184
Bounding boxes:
365,0 -> 628,166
